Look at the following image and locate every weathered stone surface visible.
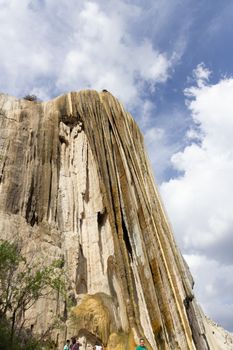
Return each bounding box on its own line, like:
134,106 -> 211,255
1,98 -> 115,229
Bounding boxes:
0,91 -> 230,349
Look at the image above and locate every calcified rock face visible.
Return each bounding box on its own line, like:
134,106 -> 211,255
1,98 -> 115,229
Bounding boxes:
0,91 -> 224,349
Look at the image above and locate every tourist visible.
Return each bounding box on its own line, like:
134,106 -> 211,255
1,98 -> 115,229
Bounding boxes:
71,337 -> 81,350
63,339 -> 70,350
136,338 -> 147,349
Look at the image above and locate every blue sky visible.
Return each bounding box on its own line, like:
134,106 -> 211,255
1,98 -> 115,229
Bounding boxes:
0,0 -> 233,332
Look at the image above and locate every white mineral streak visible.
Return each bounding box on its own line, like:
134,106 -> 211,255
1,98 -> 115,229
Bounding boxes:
131,258 -> 158,350
0,91 -> 232,350
58,119 -> 115,297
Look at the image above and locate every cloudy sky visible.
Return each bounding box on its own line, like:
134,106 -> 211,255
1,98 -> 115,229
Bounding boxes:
0,0 -> 233,332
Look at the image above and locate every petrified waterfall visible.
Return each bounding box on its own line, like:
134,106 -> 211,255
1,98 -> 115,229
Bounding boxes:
0,91 -> 225,349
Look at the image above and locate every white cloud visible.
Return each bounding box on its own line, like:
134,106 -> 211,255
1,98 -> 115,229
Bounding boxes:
56,1 -> 170,107
185,254 -> 233,330
144,106 -> 189,184
191,62 -> 211,88
160,66 -> 233,330
0,0 -> 55,95
0,0 -> 170,110
144,126 -> 180,184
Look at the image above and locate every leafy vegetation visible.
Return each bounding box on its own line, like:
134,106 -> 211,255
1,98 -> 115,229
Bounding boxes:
0,239 -> 66,349
23,94 -> 38,102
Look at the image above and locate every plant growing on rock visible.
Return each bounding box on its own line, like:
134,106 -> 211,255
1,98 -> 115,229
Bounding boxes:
23,94 -> 38,102
0,239 -> 66,349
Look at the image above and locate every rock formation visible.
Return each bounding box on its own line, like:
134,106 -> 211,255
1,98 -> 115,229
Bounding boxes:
0,90 -> 231,349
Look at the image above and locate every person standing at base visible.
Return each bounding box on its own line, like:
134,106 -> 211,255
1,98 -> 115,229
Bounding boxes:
71,337 -> 81,350
136,338 -> 147,349
63,340 -> 70,350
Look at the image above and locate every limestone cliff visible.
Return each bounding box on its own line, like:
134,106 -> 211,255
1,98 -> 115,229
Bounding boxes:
0,91 -> 228,349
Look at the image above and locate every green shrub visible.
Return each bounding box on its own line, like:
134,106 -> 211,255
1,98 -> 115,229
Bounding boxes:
0,239 -> 66,349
